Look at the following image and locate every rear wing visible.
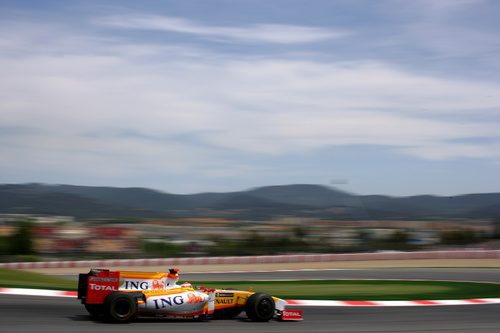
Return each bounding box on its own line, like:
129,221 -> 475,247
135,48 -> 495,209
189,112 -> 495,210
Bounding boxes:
77,269 -> 120,304
78,268 -> 181,304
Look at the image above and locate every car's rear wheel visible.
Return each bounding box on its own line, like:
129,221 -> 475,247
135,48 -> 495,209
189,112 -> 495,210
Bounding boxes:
104,292 -> 137,323
245,292 -> 275,322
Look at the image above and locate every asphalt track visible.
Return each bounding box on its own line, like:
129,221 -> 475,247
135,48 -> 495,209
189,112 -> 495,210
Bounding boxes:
1,294 -> 500,333
3,269 -> 500,333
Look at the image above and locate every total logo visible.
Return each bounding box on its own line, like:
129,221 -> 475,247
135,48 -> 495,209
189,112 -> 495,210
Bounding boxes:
282,309 -> 303,320
285,311 -> 301,316
89,284 -> 117,291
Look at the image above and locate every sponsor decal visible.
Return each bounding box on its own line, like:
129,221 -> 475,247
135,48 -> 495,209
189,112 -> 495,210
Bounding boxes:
153,296 -> 184,309
123,281 -> 149,290
216,293 -> 234,297
281,309 -> 303,321
152,280 -> 166,290
121,279 -> 168,290
89,277 -> 118,283
187,293 -> 204,304
89,284 -> 117,291
215,298 -> 234,305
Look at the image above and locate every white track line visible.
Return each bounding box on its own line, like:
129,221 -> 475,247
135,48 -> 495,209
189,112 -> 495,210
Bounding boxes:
0,288 -> 76,298
286,299 -> 500,306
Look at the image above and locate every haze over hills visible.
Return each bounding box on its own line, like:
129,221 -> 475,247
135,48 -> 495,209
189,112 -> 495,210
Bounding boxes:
0,183 -> 499,220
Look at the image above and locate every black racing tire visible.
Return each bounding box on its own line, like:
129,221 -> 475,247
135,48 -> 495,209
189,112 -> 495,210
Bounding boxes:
104,292 -> 137,323
245,292 -> 275,322
85,304 -> 104,318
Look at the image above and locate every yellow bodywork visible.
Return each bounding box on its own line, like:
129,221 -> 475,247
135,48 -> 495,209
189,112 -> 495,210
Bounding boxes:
214,289 -> 281,310
119,271 -> 172,279
214,289 -> 250,310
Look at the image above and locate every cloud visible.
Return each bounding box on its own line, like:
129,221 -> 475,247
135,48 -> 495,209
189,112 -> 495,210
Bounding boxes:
95,14 -> 346,44
1,15 -> 500,191
402,143 -> 500,160
392,0 -> 499,61
1,48 -> 499,161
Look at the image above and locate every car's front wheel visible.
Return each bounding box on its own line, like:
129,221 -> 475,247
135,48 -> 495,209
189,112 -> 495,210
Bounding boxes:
245,292 -> 275,322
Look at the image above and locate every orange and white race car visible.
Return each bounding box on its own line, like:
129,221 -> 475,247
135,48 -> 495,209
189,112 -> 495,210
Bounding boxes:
77,268 -> 302,323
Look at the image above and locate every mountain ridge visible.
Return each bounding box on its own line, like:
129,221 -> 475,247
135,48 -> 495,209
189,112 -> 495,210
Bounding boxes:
0,183 -> 499,220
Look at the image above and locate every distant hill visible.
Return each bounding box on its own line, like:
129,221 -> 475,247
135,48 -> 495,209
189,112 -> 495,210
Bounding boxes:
357,193 -> 500,219
0,184 -> 165,218
247,184 -> 355,207
0,183 -> 499,220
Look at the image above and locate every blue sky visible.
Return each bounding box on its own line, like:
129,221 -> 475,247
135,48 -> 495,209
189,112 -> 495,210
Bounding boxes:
0,0 -> 499,195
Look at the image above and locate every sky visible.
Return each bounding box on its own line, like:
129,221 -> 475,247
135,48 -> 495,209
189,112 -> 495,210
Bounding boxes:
0,0 -> 499,196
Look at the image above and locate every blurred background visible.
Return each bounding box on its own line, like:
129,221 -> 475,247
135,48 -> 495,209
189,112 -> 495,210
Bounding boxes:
1,183 -> 499,262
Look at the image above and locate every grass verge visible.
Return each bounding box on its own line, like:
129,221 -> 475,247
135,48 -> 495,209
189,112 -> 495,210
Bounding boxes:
2,268 -> 500,300
0,268 -> 76,291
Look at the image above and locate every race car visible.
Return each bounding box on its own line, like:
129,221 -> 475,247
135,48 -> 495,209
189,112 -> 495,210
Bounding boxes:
77,268 -> 302,323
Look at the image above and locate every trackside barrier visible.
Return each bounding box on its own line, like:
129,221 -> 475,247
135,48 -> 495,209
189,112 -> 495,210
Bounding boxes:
1,250 -> 499,270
